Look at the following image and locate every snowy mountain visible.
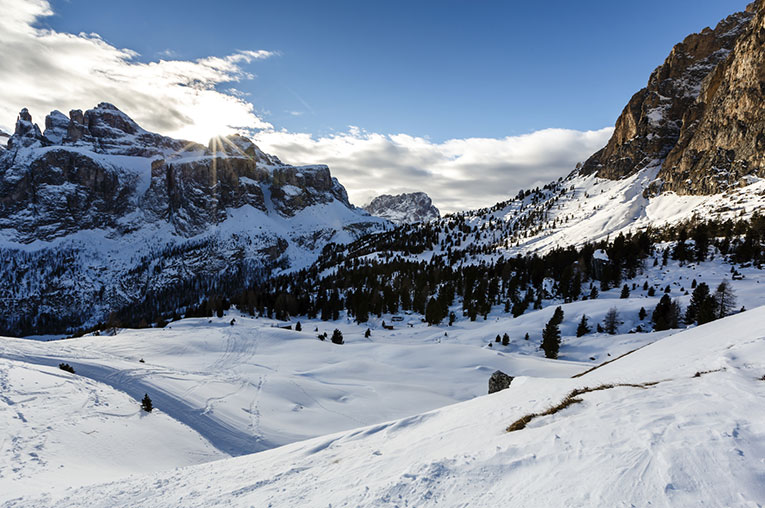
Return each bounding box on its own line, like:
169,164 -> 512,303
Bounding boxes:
340,0 -> 765,261
3,2 -> 765,505
364,192 -> 440,224
0,104 -> 389,335
5,305 -> 764,507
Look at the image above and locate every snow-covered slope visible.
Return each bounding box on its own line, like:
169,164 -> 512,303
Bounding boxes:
0,358 -> 224,502
2,252 -> 763,504
361,165 -> 765,269
7,305 -> 764,507
0,313 -> 587,459
500,166 -> 765,255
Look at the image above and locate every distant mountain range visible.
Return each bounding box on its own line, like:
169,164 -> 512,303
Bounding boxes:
0,104 -> 388,335
1,0 -> 764,336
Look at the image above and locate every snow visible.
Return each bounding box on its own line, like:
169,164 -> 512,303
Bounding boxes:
1,237 -> 764,505
0,314 -> 586,461
280,184 -> 302,197
0,358 -> 224,502
4,306 -> 764,507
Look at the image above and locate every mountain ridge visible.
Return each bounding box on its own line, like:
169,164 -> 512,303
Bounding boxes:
0,104 -> 388,335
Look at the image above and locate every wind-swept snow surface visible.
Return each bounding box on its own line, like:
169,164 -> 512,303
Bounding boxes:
0,359 -> 224,502
0,316 -> 586,460
5,307 -> 765,507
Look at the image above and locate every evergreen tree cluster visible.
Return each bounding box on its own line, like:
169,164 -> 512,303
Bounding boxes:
28,206 -> 762,338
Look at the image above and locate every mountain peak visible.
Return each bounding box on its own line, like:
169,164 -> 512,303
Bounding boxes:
580,5 -> 757,190
364,192 -> 440,225
8,107 -> 44,148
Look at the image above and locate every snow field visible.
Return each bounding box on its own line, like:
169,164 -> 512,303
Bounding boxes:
0,358 -> 225,503
5,307 -> 764,507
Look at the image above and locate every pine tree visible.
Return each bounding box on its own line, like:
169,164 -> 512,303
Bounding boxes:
603,307 -> 621,335
697,296 -> 717,325
685,282 -> 710,324
550,306 -> 564,326
331,328 -> 344,345
541,317 -> 561,359
502,333 -> 510,346
652,295 -> 681,330
713,280 -> 737,319
295,321 -> 302,332
576,314 -> 591,337
693,224 -> 710,262
141,393 -> 153,413
364,328 -> 371,338
425,297 -> 446,325
638,307 -> 647,320
620,284 -> 630,299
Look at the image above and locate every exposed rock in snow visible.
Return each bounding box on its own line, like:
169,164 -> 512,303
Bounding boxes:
488,370 -> 513,393
42,110 -> 69,144
364,192 -> 440,224
8,108 -> 44,149
660,0 -> 765,194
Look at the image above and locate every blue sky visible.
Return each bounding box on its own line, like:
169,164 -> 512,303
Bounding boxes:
43,0 -> 749,142
0,0 -> 751,211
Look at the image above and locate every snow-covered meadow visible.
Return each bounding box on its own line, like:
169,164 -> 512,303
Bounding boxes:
4,303 -> 764,507
1,253 -> 764,505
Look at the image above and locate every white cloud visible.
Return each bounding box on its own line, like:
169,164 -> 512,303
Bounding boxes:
254,127 -> 613,213
0,0 -> 274,142
0,0 -> 614,214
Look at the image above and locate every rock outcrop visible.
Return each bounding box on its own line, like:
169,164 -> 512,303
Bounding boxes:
582,1 -> 765,195
659,0 -> 765,193
488,370 -> 514,394
364,192 -> 440,225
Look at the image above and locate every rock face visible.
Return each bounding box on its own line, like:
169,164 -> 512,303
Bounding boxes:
660,0 -> 765,193
0,104 -> 388,335
582,1 -> 765,194
364,192 -> 440,225
488,370 -> 513,394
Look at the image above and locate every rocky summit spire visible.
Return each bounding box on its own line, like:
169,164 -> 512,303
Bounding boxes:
8,108 -> 44,149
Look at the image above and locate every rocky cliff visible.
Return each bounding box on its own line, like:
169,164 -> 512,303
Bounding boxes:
659,0 -> 765,193
0,104 -> 388,335
582,1 -> 764,195
364,192 -> 440,225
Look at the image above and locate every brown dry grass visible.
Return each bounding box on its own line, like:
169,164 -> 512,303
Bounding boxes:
506,382 -> 654,433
